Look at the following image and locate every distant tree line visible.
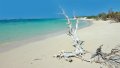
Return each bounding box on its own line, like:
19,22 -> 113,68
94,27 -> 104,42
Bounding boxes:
86,9 -> 120,22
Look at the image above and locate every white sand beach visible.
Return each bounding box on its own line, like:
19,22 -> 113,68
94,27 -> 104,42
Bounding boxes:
0,20 -> 120,68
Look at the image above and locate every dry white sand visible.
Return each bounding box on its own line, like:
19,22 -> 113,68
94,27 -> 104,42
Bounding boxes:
0,20 -> 120,68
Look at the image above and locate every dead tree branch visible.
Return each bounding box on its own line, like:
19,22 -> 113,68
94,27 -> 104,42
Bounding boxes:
90,45 -> 120,68
54,9 -> 87,62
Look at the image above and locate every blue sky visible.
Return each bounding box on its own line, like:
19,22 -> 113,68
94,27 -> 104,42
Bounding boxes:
0,0 -> 120,19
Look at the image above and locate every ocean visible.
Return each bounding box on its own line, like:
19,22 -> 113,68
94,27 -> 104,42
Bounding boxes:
0,18 -> 91,45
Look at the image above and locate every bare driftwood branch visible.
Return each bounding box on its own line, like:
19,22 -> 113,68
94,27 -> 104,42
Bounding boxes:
54,9 -> 87,62
90,45 -> 120,68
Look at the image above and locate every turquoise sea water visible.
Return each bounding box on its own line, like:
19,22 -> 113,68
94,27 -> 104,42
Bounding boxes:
0,19 -> 90,45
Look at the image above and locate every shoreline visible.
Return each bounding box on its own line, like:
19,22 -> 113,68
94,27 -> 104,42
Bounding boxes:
0,19 -> 92,53
0,31 -> 66,52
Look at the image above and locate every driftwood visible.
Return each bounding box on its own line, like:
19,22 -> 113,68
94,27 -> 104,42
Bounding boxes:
90,45 -> 120,68
54,9 -> 87,62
